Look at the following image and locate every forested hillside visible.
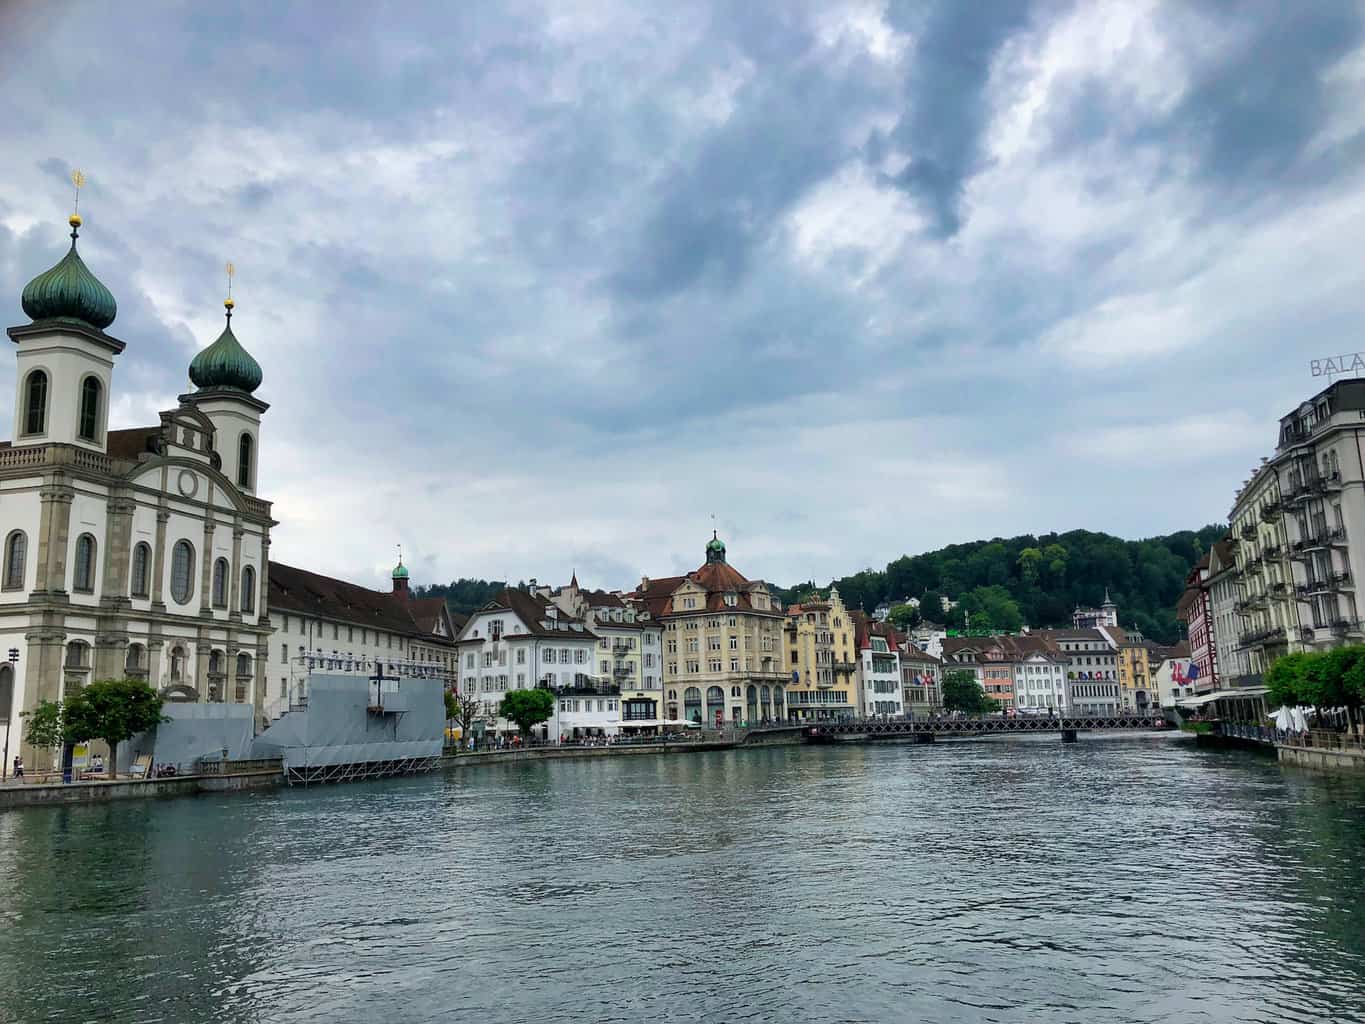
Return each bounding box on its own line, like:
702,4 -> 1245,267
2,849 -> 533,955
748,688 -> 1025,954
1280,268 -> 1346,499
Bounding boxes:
776,526 -> 1226,644
414,578 -> 507,617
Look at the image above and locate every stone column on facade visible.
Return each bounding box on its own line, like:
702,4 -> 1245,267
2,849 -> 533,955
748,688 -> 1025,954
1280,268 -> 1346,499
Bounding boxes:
150,509 -> 170,611
33,481 -> 74,596
195,630 -> 213,702
199,519 -> 216,617
228,524 -> 244,621
92,630 -> 128,681
20,619 -> 66,770
256,532 -> 270,626
146,634 -> 165,694
100,495 -> 136,607
254,636 -> 268,729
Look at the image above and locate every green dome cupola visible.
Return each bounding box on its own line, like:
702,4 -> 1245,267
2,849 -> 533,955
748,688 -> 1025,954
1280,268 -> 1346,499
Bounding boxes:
705,530 -> 726,564
20,217 -> 118,330
188,300 -> 263,394
392,560 -> 410,581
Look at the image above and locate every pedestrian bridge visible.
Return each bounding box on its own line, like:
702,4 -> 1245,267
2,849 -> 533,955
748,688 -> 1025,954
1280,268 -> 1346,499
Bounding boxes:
789,714 -> 1171,744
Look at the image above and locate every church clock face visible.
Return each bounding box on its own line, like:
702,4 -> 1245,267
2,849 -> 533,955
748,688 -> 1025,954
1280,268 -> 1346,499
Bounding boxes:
176,470 -> 198,498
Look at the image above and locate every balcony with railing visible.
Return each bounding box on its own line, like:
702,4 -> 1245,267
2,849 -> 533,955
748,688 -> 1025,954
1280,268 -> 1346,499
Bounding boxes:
1260,501 -> 1282,522
1263,543 -> 1282,560
1240,523 -> 1257,540
1238,625 -> 1287,649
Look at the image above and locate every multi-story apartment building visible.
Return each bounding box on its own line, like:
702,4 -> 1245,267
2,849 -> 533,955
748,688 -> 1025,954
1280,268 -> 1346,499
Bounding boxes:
1225,459 -> 1298,680
1001,636 -> 1068,714
455,588 -> 602,738
1176,557 -> 1218,691
940,637 -> 986,689
539,576 -> 665,727
1273,380 -> 1365,652
899,644 -> 941,715
856,618 -> 904,717
1204,538 -> 1248,687
979,646 -> 1016,712
632,534 -> 786,727
783,588 -> 858,721
1036,628 -> 1122,714
1104,625 -> 1159,711
265,559 -> 459,718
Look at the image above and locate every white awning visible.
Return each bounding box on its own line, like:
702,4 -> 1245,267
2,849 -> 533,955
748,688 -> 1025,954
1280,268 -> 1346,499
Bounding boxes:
1176,688 -> 1268,708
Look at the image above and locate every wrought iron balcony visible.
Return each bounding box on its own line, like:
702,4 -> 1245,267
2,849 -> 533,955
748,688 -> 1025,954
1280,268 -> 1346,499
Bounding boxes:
1260,502 -> 1282,522
1238,625 -> 1287,648
1240,524 -> 1257,540
1263,544 -> 1282,560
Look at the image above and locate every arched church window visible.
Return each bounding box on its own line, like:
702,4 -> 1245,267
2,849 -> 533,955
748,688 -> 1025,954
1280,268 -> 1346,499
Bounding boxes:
73,533 -> 96,593
241,565 -> 256,614
78,377 -> 101,442
130,543 -> 151,598
236,652 -> 252,677
3,530 -> 27,590
212,558 -> 229,608
238,433 -> 253,488
23,370 -> 48,435
126,644 -> 144,671
170,541 -> 195,604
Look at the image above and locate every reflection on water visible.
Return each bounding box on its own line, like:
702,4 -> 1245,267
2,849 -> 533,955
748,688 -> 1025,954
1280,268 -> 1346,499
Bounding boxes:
1,736 -> 1363,1023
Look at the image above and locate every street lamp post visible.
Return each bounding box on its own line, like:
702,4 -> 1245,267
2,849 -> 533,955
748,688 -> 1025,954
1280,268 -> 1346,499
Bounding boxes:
2,648 -> 19,782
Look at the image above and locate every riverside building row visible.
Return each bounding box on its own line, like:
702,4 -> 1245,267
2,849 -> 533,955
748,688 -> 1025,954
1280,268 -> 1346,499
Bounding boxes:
1176,377 -> 1365,702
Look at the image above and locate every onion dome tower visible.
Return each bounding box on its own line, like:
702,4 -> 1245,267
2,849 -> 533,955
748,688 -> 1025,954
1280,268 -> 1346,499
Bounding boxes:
392,548 -> 410,594
20,214 -> 118,330
705,530 -> 726,564
8,171 -> 125,450
181,263 -> 269,493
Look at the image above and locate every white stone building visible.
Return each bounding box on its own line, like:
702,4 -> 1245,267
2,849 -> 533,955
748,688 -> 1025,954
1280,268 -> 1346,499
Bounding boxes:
1010,649 -> 1069,714
455,588 -> 605,738
856,619 -> 904,717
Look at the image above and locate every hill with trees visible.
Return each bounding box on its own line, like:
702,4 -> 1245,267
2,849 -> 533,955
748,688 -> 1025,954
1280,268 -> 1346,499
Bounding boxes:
776,525 -> 1226,644
414,578 -> 508,617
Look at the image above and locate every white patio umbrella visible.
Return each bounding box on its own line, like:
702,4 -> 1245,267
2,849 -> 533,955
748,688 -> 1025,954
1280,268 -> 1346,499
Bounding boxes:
1290,707 -> 1311,734
1272,706 -> 1294,731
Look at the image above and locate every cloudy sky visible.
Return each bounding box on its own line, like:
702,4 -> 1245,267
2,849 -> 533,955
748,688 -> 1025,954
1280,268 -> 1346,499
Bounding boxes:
2,1 -> 1364,593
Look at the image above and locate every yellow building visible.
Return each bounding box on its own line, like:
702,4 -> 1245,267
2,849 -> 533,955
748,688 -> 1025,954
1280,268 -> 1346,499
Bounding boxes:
783,587 -> 858,720
1110,626 -> 1157,712
631,533 -> 786,726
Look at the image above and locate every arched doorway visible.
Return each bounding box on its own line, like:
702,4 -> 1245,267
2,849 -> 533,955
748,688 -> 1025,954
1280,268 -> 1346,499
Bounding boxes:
683,687 -> 702,725
773,685 -> 785,720
745,684 -> 758,723
705,686 -> 725,728
760,684 -> 772,721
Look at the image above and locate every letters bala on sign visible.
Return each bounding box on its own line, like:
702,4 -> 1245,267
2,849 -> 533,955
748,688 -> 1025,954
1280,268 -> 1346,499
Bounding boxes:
1311,353 -> 1365,377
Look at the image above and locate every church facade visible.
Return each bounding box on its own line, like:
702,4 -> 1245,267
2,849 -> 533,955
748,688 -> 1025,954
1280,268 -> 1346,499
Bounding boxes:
0,207 -> 274,766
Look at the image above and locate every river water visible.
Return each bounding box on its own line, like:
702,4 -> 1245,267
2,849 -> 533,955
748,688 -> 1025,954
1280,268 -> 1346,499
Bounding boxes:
1,735 -> 1363,1024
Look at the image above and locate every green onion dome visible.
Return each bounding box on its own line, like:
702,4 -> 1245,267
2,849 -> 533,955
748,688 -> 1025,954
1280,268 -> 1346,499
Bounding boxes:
705,531 -> 726,562
392,560 -> 410,580
20,218 -> 118,330
188,302 -> 263,393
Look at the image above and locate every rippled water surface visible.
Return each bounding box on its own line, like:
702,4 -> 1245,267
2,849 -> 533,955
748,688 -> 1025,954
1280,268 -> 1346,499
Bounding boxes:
2,736 -> 1364,1023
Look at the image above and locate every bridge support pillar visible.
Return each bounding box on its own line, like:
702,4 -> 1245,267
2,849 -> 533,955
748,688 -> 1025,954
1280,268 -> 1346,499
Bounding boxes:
1061,729 -> 1077,743
914,732 -> 935,744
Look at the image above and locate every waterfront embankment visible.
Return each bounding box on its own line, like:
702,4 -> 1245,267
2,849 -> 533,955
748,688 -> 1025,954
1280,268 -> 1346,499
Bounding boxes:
0,765 -> 282,809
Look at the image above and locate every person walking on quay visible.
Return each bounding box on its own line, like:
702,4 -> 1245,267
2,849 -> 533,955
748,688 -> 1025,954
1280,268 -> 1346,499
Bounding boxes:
12,755 -> 23,779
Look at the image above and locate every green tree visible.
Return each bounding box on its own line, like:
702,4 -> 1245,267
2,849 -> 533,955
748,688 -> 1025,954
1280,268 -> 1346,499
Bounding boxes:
21,699 -> 64,770
920,590 -> 946,623
446,688 -> 481,745
959,585 -> 1024,633
1018,547 -> 1042,584
941,669 -> 998,715
887,603 -> 920,631
61,679 -> 166,780
1266,653 -> 1310,708
498,688 -> 555,735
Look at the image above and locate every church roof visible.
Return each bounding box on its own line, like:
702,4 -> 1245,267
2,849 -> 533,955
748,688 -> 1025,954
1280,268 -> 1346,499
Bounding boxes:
21,221 -> 117,330
189,308 -> 263,394
268,561 -> 456,645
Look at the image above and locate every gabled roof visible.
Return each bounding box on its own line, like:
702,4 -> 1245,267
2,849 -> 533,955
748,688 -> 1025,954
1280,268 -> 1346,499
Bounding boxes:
462,588 -> 599,641
268,561 -> 456,646
630,559 -> 779,617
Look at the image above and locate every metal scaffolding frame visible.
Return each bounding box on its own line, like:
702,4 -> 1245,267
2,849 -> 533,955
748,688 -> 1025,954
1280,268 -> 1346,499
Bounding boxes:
284,754 -> 442,787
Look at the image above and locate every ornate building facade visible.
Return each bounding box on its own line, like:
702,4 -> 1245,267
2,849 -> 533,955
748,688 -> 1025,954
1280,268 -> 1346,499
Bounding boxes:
0,209 -> 273,765
631,534 -> 786,726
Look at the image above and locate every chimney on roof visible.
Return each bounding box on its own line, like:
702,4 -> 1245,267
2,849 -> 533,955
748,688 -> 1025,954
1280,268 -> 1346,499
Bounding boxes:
640,575 -> 650,590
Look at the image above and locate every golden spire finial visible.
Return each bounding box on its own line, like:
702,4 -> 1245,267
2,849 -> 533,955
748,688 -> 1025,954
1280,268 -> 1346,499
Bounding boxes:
224,261 -> 235,315
69,169 -> 86,230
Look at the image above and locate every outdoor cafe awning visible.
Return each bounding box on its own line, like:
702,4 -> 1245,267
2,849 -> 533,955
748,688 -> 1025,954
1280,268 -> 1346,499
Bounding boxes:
1176,687 -> 1269,708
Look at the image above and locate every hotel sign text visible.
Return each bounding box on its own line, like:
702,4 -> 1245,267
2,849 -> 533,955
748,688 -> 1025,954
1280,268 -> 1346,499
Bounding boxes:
1311,352 -> 1365,378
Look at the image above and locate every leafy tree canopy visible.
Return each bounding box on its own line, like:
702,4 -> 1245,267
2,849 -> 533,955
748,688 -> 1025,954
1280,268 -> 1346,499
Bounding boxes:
22,700 -> 64,753
941,669 -> 999,715
498,688 -> 555,734
62,679 -> 166,779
